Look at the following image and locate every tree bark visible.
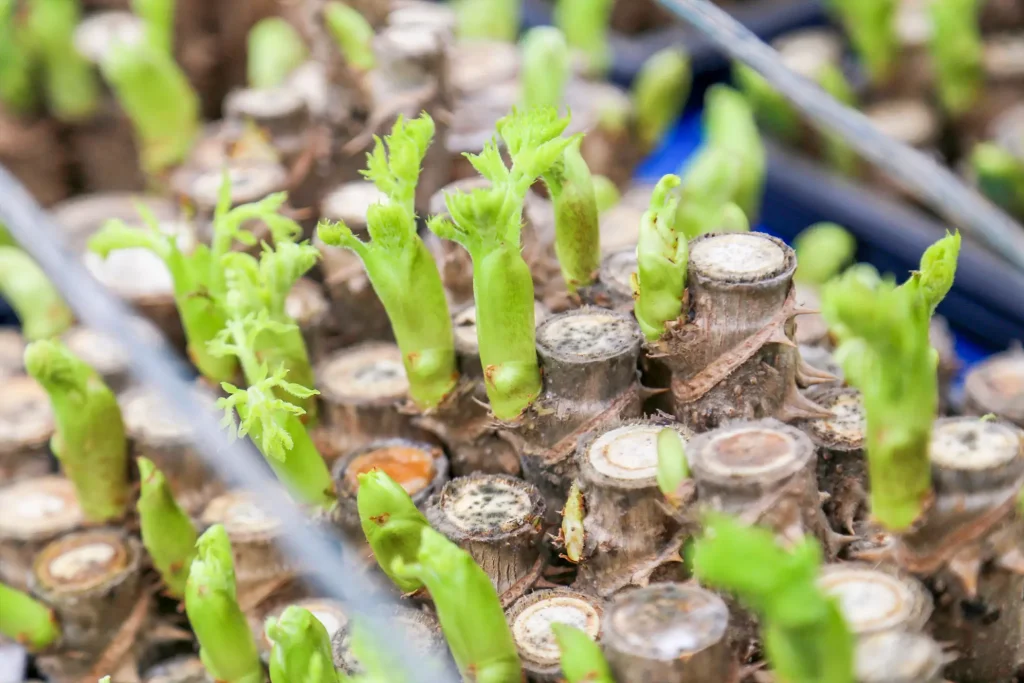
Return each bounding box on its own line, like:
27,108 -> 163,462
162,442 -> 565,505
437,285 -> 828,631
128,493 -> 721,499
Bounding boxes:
121,387 -> 224,515
0,376 -> 56,485
895,417 -> 1024,683
425,474 -> 545,596
332,438 -> 448,537
0,476 -> 82,592
504,588 -> 604,682
571,420 -> 690,597
652,233 -> 829,432
513,308 -> 644,527
602,583 -> 737,683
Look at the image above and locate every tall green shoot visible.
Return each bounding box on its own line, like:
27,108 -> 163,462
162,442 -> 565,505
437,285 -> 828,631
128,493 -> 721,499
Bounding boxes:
553,0 -> 614,76
137,457 -> 198,599
132,0 -> 175,57
0,582 -> 60,652
821,232 -> 960,531
929,0 -> 983,117
674,145 -> 750,240
631,48 -> 691,153
552,623 -> 614,683
971,143 -> 1024,219
266,606 -> 341,683
25,0 -> 100,122
318,114 -> 458,410
0,0 -> 38,115
632,174 -> 686,341
542,137 -> 601,293
0,247 -> 74,341
357,470 -> 432,593
694,514 -> 855,683
324,1 -> 376,71
825,0 -> 898,86
520,26 -> 570,111
428,107 -> 576,419
248,17 -> 309,89
453,0 -> 520,42
703,85 -> 765,223
793,223 -> 857,287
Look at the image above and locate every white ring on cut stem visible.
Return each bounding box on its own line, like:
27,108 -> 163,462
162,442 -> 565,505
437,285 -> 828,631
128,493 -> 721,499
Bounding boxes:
818,567 -> 917,634
930,420 -> 1020,470
512,597 -> 601,666
690,234 -> 786,280
538,313 -> 636,362
0,477 -> 82,536
587,425 -> 663,481
48,543 -> 117,581
320,347 -> 409,400
702,428 -> 799,478
610,587 -> 728,660
442,479 -> 533,533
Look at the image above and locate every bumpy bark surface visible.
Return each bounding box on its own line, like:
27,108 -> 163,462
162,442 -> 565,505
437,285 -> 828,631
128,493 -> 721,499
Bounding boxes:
425,474 -> 545,597
121,387 -> 223,515
509,308 -> 644,526
894,418 -> 1024,683
0,376 -> 55,483
504,588 -> 604,682
651,233 -> 831,432
0,476 -> 82,592
332,438 -> 448,536
687,418 -> 841,558
571,421 -> 691,597
602,583 -> 737,683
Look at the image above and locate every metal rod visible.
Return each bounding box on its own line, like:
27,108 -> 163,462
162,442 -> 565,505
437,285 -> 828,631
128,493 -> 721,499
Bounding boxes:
0,165 -> 459,683
656,0 -> 1024,272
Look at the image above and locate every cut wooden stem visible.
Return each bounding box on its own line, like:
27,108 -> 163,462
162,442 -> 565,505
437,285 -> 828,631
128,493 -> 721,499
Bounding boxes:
517,308 -> 644,525
199,491 -> 292,608
962,347 -> 1024,427
601,583 -> 736,683
818,562 -> 933,640
572,420 -> 691,597
896,417 -> 1024,683
687,418 -> 839,557
317,342 -> 428,454
578,248 -> 638,313
253,595 -> 349,662
799,386 -> 867,533
653,232 -> 826,431
331,605 -> 448,674
285,278 -> 331,364
854,630 -> 946,683
425,474 -> 545,595
504,588 -> 604,682
223,86 -> 311,163
0,477 -> 82,592
331,438 -> 448,536
121,387 -> 223,515
315,182 -> 393,348
0,376 -> 55,483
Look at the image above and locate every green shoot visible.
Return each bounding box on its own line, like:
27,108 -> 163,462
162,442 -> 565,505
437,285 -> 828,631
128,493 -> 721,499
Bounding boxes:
553,0 -> 614,76
25,0 -> 100,122
793,223 -> 857,287
694,514 -> 855,683
656,428 -> 689,507
631,47 -> 691,152
703,85 -> 766,223
560,481 -> 585,563
427,107 -> 577,420
674,145 -> 750,241
338,621 -> 408,682
592,175 -> 620,213
24,339 -> 128,523
825,0 -> 898,86
0,222 -> 14,247
0,247 -> 74,341
929,0 -> 983,117
631,174 -> 686,341
267,606 -> 341,683
318,114 -> 457,410
0,581 -> 60,652
212,313 -> 334,509
132,0 -> 175,56
971,143 -> 1024,220
821,232 -> 960,531
100,40 -> 199,175
520,26 -> 570,111
248,17 -> 309,89
817,65 -> 859,178
542,137 -> 601,293
733,63 -> 800,144
324,1 -> 376,71
453,0 -> 520,42
391,527 -> 522,682
0,0 -> 38,115
357,470 -> 432,593
185,525 -> 264,683
137,457 -> 198,599
551,623 -> 614,683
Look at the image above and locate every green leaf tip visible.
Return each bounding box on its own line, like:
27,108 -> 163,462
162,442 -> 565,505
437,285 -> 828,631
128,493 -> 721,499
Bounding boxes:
324,1 -> 376,71
391,527 -> 522,682
826,0 -> 898,86
793,222 -> 858,286
25,0 -> 100,122
357,469 -> 431,593
674,145 -> 750,240
903,230 -> 961,316
0,581 -> 61,652
656,428 -> 689,503
100,40 -> 199,175
929,0 -> 983,116
137,456 -> 198,599
186,525 -> 263,683
132,0 -> 175,57
454,0 -> 520,42
703,84 -> 766,223
632,173 -> 686,341
520,26 -> 571,110
592,175 -> 620,213
632,47 -> 692,151
362,112 -> 436,212
0,247 -> 74,341
971,142 -> 1024,219
553,0 -> 614,76
694,514 -> 856,683
248,17 -> 309,89
552,623 -> 614,683
267,606 -> 340,683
